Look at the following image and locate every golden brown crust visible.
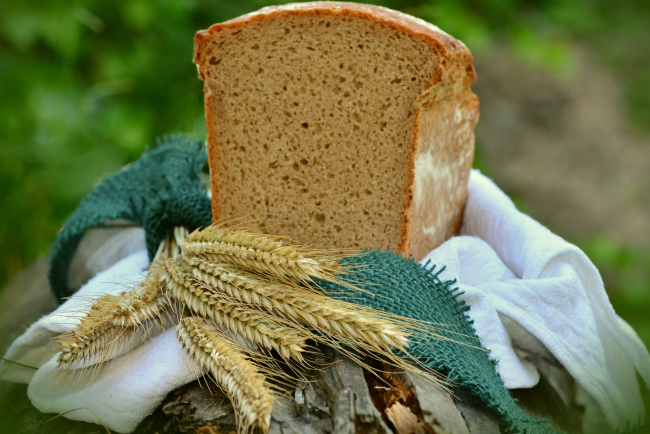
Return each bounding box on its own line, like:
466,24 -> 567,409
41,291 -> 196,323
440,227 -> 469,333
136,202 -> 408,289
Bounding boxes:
194,2 -> 475,87
196,3 -> 463,51
206,96 -> 220,222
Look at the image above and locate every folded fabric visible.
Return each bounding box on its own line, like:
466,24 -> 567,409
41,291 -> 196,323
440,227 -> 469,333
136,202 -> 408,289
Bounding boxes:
1,170 -> 648,434
29,327 -> 199,434
0,250 -> 150,384
447,171 -> 650,432
48,134 -> 212,302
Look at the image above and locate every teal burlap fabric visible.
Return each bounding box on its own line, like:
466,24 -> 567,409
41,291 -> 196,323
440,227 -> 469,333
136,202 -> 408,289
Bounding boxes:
319,252 -> 555,434
48,134 -> 212,301
48,136 -> 555,434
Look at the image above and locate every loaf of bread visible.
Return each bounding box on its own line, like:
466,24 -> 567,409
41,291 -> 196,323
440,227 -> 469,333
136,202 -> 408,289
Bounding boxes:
194,2 -> 479,261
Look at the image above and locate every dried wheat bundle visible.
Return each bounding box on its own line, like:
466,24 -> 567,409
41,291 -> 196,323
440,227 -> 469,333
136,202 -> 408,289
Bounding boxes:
162,259 -> 310,362
179,227 -> 449,383
188,258 -> 410,351
53,225 -> 456,434
177,316 -> 275,433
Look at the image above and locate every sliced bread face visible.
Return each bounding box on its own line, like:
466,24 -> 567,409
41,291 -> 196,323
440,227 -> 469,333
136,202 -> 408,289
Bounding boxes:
195,2 -> 478,260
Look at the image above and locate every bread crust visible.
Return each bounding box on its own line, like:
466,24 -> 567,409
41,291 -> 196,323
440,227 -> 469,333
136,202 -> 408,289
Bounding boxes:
195,2 -> 478,260
195,3 -> 476,91
196,3 -> 472,63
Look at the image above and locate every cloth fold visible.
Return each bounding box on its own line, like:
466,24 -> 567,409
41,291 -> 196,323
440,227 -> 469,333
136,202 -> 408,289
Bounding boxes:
48,134 -> 212,302
1,170 -> 648,434
452,171 -> 650,431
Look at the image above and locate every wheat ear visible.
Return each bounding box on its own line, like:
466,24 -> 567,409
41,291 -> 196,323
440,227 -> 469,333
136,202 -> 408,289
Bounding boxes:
56,259 -> 171,368
161,259 -> 309,362
188,258 -> 410,351
110,260 -> 172,327
176,317 -> 274,433
56,324 -> 131,368
182,225 -> 345,283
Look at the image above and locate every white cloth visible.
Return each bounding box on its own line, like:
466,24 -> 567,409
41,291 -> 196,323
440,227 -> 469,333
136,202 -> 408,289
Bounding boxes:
422,170 -> 650,432
1,170 -> 648,433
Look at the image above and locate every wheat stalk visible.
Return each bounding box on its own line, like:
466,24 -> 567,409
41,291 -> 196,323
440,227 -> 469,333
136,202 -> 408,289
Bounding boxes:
182,225 -> 345,283
111,261 -> 172,327
176,316 -> 274,433
188,258 -> 410,351
161,259 -> 309,362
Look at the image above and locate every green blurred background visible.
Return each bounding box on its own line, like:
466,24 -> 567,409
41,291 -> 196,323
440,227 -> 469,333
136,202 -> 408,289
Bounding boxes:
1,0 -> 649,424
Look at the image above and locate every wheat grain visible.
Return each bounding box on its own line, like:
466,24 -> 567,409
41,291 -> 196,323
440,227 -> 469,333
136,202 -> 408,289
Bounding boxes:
176,316 -> 274,433
162,259 -> 308,362
111,261 -> 172,327
57,324 -> 127,367
55,295 -> 118,362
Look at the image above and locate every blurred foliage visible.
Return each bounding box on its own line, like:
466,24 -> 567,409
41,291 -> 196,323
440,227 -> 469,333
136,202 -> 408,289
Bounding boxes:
0,0 -> 648,347
406,0 -> 650,124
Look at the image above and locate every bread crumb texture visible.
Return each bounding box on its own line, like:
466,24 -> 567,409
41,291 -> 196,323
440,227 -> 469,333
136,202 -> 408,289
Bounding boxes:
195,2 -> 478,259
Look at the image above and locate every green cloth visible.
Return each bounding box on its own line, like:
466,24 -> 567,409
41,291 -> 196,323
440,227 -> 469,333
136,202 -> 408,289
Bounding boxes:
48,136 -> 555,433
48,134 -> 212,301
320,252 -> 555,434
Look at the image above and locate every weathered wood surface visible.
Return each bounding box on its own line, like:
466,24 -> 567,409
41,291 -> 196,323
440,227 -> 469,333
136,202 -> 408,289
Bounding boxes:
0,227 -> 581,434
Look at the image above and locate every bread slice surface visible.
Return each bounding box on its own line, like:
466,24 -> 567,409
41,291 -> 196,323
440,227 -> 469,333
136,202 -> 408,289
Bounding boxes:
195,2 -> 478,259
